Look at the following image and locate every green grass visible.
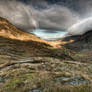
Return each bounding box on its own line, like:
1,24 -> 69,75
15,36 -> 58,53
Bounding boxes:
74,53 -> 86,57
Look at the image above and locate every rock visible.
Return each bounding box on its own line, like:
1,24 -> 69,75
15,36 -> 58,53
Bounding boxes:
56,77 -> 70,82
29,89 -> 42,92
0,77 -> 4,83
56,76 -> 89,85
15,58 -> 33,63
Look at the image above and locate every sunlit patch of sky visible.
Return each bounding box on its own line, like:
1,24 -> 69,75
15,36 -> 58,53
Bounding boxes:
32,29 -> 67,40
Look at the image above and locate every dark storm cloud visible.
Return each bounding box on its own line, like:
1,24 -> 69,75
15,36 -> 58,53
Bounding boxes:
0,0 -> 80,33
0,0 -> 92,35
34,5 -> 80,30
0,0 -> 38,32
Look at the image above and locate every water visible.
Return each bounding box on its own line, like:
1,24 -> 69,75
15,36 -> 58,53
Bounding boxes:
32,29 -> 67,41
56,76 -> 89,85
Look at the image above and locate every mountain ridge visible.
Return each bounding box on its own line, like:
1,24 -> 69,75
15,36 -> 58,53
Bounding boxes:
0,17 -> 62,48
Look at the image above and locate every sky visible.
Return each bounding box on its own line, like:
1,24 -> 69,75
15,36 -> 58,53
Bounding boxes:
0,0 -> 92,40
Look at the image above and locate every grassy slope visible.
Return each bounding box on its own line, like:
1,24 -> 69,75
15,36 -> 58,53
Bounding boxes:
0,17 -> 62,48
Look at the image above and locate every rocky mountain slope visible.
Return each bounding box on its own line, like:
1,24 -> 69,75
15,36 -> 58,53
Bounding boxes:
63,30 -> 92,62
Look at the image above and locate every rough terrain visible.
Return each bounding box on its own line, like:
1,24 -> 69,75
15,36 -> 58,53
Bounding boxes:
0,17 -> 92,92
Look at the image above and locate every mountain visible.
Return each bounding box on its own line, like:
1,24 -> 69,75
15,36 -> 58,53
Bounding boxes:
0,17 -> 73,62
0,17 -> 92,92
0,17 -> 62,48
63,30 -> 92,62
0,17 -> 45,41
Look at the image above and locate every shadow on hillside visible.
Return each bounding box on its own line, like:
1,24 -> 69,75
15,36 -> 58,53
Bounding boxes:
62,30 -> 92,51
0,36 -> 74,61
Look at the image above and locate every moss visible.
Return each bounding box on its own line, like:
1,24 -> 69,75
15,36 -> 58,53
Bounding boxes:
7,78 -> 23,88
74,53 -> 86,57
24,73 -> 34,80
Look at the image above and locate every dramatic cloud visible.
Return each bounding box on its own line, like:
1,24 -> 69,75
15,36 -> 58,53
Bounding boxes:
0,0 -> 92,40
0,0 -> 38,32
0,0 -> 79,32
34,5 -> 80,30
